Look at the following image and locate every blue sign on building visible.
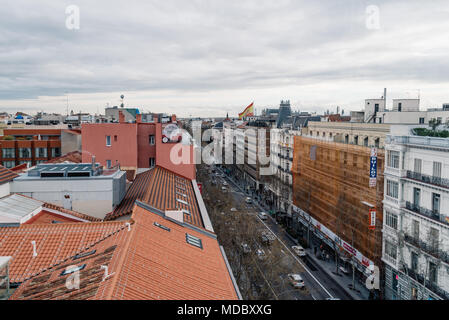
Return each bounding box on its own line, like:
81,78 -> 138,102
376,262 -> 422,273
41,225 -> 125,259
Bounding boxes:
370,156 -> 377,178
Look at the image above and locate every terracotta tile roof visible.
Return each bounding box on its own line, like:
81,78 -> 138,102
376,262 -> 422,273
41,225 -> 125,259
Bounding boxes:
0,220 -> 130,284
9,163 -> 28,173
106,166 -> 204,228
0,165 -> 18,185
42,202 -> 101,222
10,202 -> 238,300
44,151 -> 82,164
22,210 -> 83,225
125,169 -> 136,181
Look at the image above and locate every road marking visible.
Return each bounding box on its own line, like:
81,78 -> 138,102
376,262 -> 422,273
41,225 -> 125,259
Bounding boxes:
256,217 -> 334,299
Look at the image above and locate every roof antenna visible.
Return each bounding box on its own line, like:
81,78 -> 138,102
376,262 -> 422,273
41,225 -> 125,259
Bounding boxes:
31,241 -> 37,257
125,222 -> 131,231
101,265 -> 115,281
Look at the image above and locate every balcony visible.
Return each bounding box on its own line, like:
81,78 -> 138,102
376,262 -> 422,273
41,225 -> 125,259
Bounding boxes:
387,135 -> 449,149
406,170 -> 449,190
403,233 -> 449,265
404,201 -> 448,226
400,266 -> 449,300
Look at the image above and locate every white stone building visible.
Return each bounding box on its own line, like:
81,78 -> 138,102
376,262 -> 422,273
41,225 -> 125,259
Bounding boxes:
382,129 -> 449,300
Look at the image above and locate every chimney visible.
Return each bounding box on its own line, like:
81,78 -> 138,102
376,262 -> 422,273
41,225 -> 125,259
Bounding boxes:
91,155 -> 96,171
153,115 -> 159,123
119,111 -> 125,123
136,114 -> 142,123
171,115 -> 177,123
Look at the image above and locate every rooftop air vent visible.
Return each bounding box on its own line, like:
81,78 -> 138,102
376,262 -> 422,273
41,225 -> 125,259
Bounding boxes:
186,233 -> 203,249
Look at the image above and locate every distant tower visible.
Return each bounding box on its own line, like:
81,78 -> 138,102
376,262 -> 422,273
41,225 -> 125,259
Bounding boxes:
276,100 -> 292,128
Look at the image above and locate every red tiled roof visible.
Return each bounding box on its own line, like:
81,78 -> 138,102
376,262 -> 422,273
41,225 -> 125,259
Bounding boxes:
0,220 -> 130,283
9,163 -> 28,173
42,202 -> 101,222
23,210 -> 83,225
0,165 -> 18,185
44,151 -> 82,164
9,202 -> 238,300
106,166 -> 204,228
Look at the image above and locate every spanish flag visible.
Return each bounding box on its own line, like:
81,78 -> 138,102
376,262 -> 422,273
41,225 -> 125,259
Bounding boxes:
238,102 -> 254,120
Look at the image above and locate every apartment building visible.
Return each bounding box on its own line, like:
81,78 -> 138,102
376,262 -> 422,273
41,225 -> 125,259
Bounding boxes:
0,128 -> 63,168
382,132 -> 449,300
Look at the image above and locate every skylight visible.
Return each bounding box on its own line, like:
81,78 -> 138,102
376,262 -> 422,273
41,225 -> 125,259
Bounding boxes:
73,250 -> 96,260
176,198 -> 189,205
60,264 -> 86,276
186,233 -> 202,249
154,222 -> 171,232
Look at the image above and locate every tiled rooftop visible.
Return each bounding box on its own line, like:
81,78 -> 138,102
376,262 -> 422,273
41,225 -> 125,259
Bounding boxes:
44,151 -> 82,164
0,165 -> 18,185
9,201 -> 238,300
106,166 -> 204,228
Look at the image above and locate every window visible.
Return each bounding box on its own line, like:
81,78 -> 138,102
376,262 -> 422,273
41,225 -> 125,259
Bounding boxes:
2,161 -> 15,168
60,264 -> 86,276
2,148 -> 15,158
114,135 -> 117,142
374,103 -> 379,113
19,160 -> 32,167
364,137 -> 369,147
432,193 -> 440,214
411,252 -> 418,272
433,162 -> 442,179
414,158 -> 422,174
186,233 -> 203,249
149,157 -> 155,167
413,188 -> 421,207
73,250 -> 96,260
429,227 -> 439,251
387,151 -> 400,169
345,135 -> 349,144
386,180 -> 399,199
385,212 -> 398,230
154,222 -> 170,232
51,147 -> 61,157
385,240 -> 397,262
412,220 -> 419,240
429,262 -> 438,284
106,135 -> 111,146
354,136 -> 359,145
419,117 -> 425,124
18,148 -> 31,158
35,147 -> 47,158
106,160 -> 111,168
398,102 -> 402,112
149,135 -> 155,145
375,138 -> 380,148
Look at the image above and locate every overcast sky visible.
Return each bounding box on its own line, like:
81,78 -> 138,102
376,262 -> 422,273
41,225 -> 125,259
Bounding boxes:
1,0 -> 449,117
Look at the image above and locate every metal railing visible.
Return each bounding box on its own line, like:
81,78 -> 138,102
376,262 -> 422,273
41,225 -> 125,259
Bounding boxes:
403,233 -> 449,265
401,266 -> 449,300
404,201 -> 448,226
387,135 -> 449,149
406,170 -> 449,190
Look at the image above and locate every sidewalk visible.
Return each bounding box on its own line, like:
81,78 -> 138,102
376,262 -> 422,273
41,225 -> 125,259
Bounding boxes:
221,168 -> 370,300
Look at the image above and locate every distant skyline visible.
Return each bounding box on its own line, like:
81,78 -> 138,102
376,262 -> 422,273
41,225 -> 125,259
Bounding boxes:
1,1 -> 449,117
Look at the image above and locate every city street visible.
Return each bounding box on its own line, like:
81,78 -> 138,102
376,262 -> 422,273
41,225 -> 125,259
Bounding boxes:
203,165 -> 354,300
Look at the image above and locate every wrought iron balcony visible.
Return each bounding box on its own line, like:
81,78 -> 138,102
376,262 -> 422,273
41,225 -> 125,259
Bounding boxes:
403,233 -> 449,265
400,265 -> 449,300
406,170 -> 449,190
404,201 -> 448,226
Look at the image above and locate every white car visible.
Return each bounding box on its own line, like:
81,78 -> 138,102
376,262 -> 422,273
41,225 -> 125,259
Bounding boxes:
241,243 -> 251,254
221,186 -> 227,191
223,181 -> 228,186
288,274 -> 305,289
258,212 -> 268,220
230,208 -> 237,212
292,245 -> 306,257
245,197 -> 252,204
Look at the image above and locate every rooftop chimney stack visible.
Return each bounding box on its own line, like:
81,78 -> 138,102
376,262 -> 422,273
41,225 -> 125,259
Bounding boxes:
136,114 -> 142,123
119,111 -> 125,123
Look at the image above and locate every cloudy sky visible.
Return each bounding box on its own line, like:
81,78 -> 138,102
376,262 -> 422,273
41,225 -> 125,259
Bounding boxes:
1,0 -> 449,117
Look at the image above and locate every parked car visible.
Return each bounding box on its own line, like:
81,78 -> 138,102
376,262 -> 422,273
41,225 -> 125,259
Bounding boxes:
292,245 -> 306,257
230,208 -> 237,212
241,243 -> 251,254
258,212 -> 268,220
261,231 -> 276,245
287,274 -> 305,289
223,181 -> 228,186
245,197 -> 252,204
221,186 -> 227,192
255,248 -> 266,260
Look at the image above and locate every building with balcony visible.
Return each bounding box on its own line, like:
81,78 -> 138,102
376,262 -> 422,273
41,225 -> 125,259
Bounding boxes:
382,130 -> 449,300
0,128 -> 63,168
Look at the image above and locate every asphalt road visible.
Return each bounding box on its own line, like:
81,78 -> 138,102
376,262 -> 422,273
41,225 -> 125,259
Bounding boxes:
213,167 -> 353,300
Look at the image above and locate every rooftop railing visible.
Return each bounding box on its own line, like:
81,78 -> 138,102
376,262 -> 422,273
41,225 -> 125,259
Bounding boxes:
404,201 -> 449,226
387,135 -> 449,149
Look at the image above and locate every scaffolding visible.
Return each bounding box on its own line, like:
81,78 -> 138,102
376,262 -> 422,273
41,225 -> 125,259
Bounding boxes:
292,136 -> 384,266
